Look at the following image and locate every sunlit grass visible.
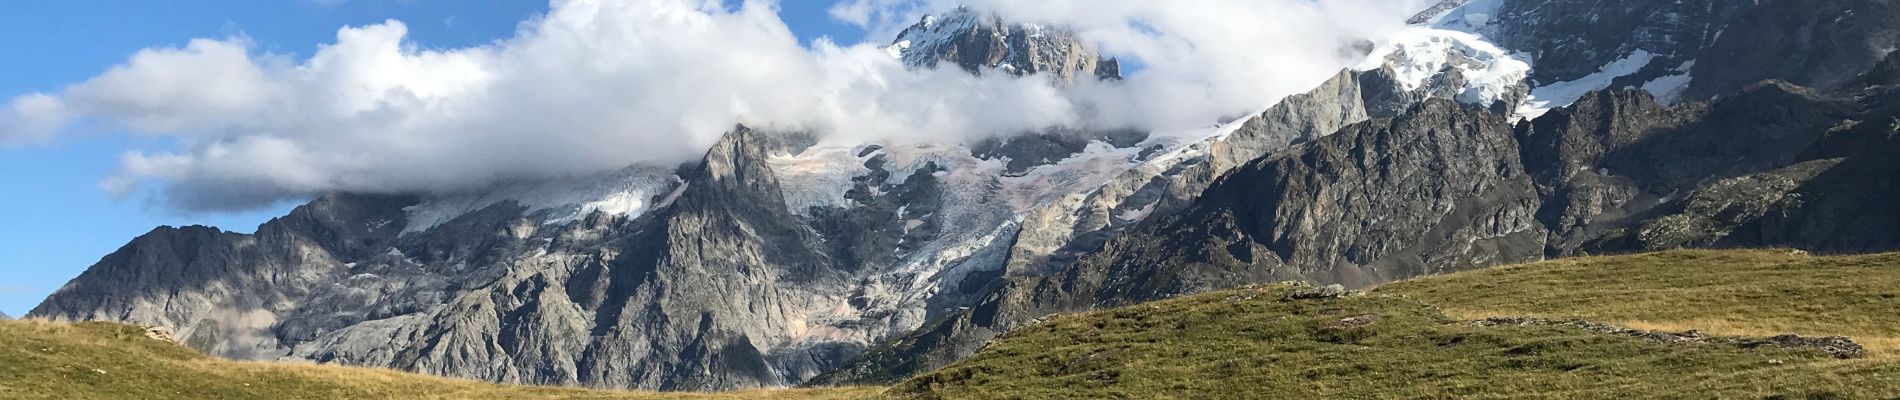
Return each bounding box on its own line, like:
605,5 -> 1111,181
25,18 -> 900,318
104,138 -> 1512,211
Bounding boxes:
0,320 -> 881,400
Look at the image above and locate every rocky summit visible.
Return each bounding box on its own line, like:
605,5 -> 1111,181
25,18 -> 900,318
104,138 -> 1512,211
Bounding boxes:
887,6 -> 1121,86
28,0 -> 1900,394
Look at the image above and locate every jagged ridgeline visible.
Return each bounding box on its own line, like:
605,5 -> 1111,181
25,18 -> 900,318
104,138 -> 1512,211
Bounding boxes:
29,0 -> 1900,393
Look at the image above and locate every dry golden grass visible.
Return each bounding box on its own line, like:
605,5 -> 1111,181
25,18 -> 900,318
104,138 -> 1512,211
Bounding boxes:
0,319 -> 881,400
1385,249 -> 1900,358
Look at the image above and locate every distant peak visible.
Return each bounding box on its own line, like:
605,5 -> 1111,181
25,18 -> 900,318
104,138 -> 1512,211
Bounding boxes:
886,7 -> 1121,85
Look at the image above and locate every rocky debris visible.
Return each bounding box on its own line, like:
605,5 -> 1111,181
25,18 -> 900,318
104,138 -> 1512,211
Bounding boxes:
1744,335 -> 1867,359
143,326 -> 177,343
1626,160 -> 1836,250
1282,285 -> 1354,301
1472,317 -> 1865,359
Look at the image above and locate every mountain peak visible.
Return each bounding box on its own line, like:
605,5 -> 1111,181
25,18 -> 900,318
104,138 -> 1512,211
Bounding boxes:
886,7 -> 1121,85
692,124 -> 779,189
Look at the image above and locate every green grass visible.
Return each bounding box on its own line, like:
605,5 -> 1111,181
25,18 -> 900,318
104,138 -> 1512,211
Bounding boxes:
888,250 -> 1900,399
0,320 -> 880,400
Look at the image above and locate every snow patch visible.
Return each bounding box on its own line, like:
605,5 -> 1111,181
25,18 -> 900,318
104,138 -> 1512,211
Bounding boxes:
884,40 -> 911,59
769,146 -> 873,214
1517,50 -> 1656,119
1359,27 -> 1531,107
890,8 -> 983,68
1641,61 -> 1697,105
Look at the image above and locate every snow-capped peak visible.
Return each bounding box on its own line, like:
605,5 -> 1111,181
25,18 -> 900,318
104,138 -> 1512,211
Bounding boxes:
884,6 -> 1120,83
1359,27 -> 1532,107
886,7 -> 985,66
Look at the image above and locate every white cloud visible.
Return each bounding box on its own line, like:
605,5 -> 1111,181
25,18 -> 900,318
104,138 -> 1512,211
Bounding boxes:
0,93 -> 73,146
4,0 -> 1419,211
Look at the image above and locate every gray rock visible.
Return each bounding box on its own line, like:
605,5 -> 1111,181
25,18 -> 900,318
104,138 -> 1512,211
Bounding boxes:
1685,0 -> 1900,99
1426,0 -> 1750,88
1747,335 -> 1866,360
32,192 -> 416,361
34,126 -> 866,391
890,7 -> 1121,86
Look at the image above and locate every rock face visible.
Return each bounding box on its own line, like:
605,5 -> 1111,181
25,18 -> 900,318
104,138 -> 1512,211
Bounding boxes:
888,7 -> 1121,85
32,193 -> 416,360
1518,83 -> 1856,255
1684,0 -> 1900,98
1429,0 -> 1749,87
1426,0 -> 1900,103
376,126 -> 845,390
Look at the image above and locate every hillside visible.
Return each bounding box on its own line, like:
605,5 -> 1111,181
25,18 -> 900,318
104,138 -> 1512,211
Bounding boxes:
1384,250 -> 1900,358
0,320 -> 878,400
887,250 -> 1900,399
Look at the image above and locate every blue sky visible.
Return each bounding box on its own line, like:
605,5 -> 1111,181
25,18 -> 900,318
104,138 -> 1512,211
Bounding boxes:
0,0 -> 868,316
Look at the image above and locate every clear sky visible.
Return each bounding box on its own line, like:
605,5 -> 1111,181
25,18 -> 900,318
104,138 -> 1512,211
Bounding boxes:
0,0 -> 868,317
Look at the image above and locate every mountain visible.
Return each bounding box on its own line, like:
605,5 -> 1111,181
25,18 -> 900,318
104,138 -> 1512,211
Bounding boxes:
31,0 -> 1900,393
887,7 -> 1121,85
35,4 -> 1508,391
26,8 -> 1163,390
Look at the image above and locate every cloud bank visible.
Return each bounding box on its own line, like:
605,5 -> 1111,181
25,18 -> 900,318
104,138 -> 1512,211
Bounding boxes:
0,0 -> 1419,211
